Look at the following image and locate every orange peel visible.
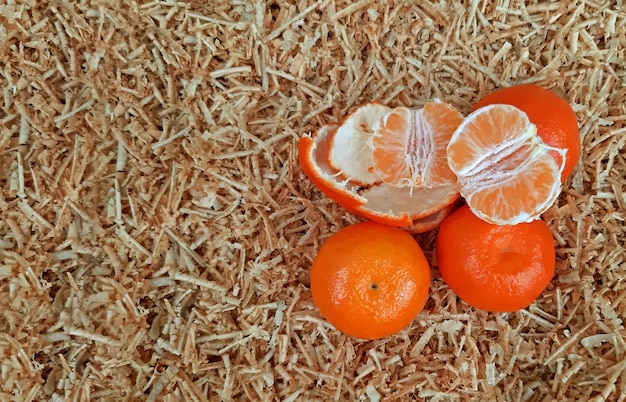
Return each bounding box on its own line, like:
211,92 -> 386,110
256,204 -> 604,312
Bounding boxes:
402,203 -> 457,233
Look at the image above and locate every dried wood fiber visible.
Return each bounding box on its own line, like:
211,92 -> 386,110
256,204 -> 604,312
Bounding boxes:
0,0 -> 625,401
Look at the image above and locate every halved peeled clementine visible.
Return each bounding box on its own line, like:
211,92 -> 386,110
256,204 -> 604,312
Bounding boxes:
298,102 -> 463,230
371,103 -> 462,189
446,104 -> 566,225
472,84 -> 580,183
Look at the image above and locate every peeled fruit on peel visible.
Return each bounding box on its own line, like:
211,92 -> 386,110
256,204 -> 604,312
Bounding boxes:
372,102 -> 464,189
299,120 -> 459,230
299,101 -> 466,231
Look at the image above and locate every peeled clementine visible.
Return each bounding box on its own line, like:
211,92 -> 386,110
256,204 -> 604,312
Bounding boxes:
473,84 -> 580,182
371,102 -> 463,188
446,104 -> 564,225
298,102 -> 461,231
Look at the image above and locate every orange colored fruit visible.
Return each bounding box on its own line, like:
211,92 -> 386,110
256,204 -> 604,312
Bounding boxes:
473,84 -> 580,182
371,102 -> 463,188
446,104 -> 564,225
299,102 -> 460,230
436,205 -> 555,312
310,221 -> 431,340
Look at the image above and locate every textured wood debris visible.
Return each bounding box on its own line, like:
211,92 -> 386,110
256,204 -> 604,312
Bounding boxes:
0,0 -> 625,401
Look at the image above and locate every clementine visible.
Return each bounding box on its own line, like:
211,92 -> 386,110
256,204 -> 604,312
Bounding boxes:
371,101 -> 463,188
310,221 -> 431,340
436,205 -> 555,312
473,84 -> 580,182
446,104 -> 564,225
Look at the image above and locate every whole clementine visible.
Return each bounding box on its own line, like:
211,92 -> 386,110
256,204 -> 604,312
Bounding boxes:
310,221 -> 431,340
473,84 -> 580,182
436,205 -> 555,312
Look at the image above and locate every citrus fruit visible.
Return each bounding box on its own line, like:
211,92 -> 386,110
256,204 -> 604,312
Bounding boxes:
436,205 -> 555,312
310,221 -> 431,340
473,84 -> 580,182
298,102 -> 461,230
446,104 -> 565,225
371,102 -> 463,188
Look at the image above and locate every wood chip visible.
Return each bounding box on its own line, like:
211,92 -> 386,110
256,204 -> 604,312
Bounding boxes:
1,0 -> 625,400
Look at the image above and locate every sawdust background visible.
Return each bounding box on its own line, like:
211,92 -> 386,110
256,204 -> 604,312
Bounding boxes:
1,0 -> 625,401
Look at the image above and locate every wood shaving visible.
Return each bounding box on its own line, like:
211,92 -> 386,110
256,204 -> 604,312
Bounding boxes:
1,0 -> 625,400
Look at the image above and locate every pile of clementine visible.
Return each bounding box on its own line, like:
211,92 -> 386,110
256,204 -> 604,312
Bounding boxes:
300,84 -> 581,340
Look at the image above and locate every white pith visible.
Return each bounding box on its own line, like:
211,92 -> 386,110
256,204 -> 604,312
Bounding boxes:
311,123 -> 458,219
328,104 -> 391,185
372,102 -> 461,190
372,108 -> 435,187
310,125 -> 366,204
361,182 -> 457,216
404,108 -> 435,188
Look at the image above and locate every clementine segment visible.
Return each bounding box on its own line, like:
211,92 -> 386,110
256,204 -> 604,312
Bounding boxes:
436,205 -> 555,312
310,221 -> 431,340
473,84 -> 580,182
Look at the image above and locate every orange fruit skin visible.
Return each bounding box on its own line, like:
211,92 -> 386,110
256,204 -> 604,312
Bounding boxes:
402,202 -> 456,233
473,84 -> 580,182
298,134 -> 364,216
436,205 -> 555,312
310,222 -> 431,340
